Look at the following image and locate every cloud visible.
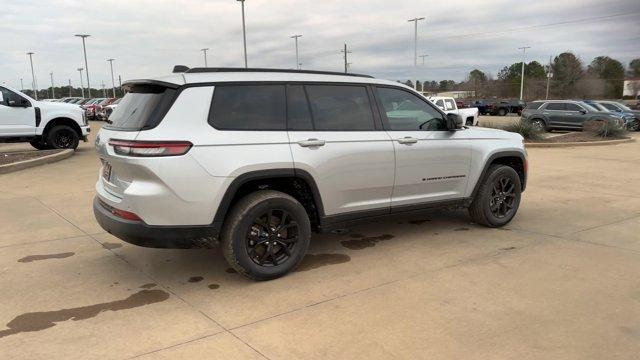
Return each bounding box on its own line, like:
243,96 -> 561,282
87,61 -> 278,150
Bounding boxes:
1,0 -> 638,91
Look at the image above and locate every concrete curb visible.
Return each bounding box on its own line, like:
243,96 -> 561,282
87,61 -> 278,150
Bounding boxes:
526,137 -> 635,148
0,149 -> 74,175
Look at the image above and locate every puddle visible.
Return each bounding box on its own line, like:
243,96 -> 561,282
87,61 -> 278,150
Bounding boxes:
102,242 -> 123,250
0,290 -> 170,339
188,276 -> 204,283
341,234 -> 394,250
140,283 -> 157,289
225,267 -> 237,274
295,253 -> 351,272
408,219 -> 432,225
208,284 -> 220,290
18,252 -> 75,263
500,246 -> 517,251
454,227 -> 470,231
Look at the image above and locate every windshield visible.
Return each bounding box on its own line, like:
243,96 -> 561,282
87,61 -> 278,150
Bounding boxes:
581,102 -> 599,112
106,85 -> 175,131
616,103 -> 632,111
589,102 -> 608,111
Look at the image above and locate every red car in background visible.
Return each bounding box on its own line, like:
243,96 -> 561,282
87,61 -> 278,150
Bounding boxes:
85,98 -> 116,120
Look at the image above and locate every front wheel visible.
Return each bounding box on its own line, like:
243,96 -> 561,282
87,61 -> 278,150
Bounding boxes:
498,108 -> 507,116
469,165 -> 522,227
529,118 -> 547,132
221,190 -> 311,281
29,138 -> 50,150
629,120 -> 640,132
46,125 -> 79,149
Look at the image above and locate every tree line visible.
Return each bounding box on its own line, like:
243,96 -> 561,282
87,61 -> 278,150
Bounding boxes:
403,53 -> 640,100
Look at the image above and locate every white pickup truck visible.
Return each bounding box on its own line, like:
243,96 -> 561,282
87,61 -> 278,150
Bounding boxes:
428,96 -> 479,126
0,85 -> 90,149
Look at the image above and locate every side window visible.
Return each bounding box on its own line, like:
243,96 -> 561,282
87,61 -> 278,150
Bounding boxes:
376,87 -> 446,131
444,99 -> 456,110
0,87 -> 24,106
435,100 -> 444,109
209,85 -> 285,130
525,101 -> 543,109
305,85 -> 375,131
545,102 -> 565,111
565,103 -> 583,112
287,85 -> 313,130
602,103 -> 619,111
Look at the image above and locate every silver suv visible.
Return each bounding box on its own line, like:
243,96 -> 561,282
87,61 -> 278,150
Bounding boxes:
94,67 -> 527,280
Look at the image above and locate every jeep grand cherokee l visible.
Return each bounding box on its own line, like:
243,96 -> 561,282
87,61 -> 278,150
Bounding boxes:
94,67 -> 527,280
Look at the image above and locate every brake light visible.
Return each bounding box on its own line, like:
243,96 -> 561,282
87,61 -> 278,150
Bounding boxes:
108,139 -> 193,157
98,199 -> 142,221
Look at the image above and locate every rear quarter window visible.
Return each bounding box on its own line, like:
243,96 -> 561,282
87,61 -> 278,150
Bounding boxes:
106,84 -> 176,131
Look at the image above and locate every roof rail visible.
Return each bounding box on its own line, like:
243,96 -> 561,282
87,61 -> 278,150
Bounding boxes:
183,67 -> 374,78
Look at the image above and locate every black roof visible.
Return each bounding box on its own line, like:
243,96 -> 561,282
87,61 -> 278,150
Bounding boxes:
172,65 -> 374,78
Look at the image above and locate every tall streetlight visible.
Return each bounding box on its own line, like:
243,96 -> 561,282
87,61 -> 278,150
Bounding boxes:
237,0 -> 248,68
201,48 -> 209,67
27,52 -> 38,100
77,67 -> 85,98
75,34 -> 91,97
518,46 -> 531,100
290,34 -> 302,70
20,78 -> 24,91
419,54 -> 428,66
107,58 -> 116,97
408,17 -> 425,90
50,72 -> 55,99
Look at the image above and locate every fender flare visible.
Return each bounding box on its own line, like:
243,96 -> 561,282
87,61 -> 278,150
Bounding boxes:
470,151 -> 527,199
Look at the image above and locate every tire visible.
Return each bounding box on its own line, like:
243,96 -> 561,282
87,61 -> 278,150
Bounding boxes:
46,125 -> 79,149
529,118 -> 547,132
630,120 -> 640,132
498,108 -> 507,116
466,118 -> 474,126
29,139 -> 50,150
469,165 -> 522,227
221,190 -> 311,281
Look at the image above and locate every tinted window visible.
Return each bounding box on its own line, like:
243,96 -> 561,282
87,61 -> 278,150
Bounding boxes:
444,99 -> 456,110
0,87 -> 27,106
435,100 -> 444,108
545,103 -> 565,111
566,103 -> 584,112
305,85 -> 374,131
287,85 -> 313,130
210,85 -> 285,130
107,85 -> 175,131
376,87 -> 446,131
601,103 -> 620,111
525,101 -> 543,109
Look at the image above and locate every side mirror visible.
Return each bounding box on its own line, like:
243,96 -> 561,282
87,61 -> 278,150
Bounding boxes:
579,109 -> 587,115
446,113 -> 463,130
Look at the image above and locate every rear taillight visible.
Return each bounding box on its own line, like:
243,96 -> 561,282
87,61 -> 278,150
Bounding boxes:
108,139 -> 193,157
99,199 -> 142,221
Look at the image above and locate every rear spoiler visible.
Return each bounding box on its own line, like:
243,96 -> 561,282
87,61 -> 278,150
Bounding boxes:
121,79 -> 181,91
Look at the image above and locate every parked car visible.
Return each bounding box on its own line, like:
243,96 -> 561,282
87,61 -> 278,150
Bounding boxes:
93,67 -> 527,280
98,98 -> 121,120
0,85 -> 90,149
428,96 -> 479,125
471,100 -> 496,115
521,100 -> 624,131
84,98 -> 107,119
590,100 -> 640,131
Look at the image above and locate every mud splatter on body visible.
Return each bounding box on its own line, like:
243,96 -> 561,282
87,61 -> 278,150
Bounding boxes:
18,252 -> 75,263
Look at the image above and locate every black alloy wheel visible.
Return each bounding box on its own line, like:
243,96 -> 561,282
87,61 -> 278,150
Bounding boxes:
246,209 -> 298,267
489,176 -> 517,219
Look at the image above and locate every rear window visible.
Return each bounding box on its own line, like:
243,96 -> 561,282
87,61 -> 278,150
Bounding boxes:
106,85 -> 176,131
209,85 -> 286,130
525,101 -> 543,109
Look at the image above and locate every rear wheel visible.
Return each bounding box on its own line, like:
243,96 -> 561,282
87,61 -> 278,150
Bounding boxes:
469,165 -> 522,227
221,190 -> 311,281
498,108 -> 507,116
46,125 -> 79,149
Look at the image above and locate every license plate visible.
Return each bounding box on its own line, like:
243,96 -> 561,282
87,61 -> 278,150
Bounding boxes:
102,162 -> 112,181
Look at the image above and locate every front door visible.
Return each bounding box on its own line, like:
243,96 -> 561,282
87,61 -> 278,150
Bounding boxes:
374,86 -> 471,209
287,84 -> 395,218
565,102 -> 589,129
0,87 -> 35,136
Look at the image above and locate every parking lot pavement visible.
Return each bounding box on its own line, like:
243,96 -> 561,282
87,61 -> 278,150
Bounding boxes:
1,122 -> 639,359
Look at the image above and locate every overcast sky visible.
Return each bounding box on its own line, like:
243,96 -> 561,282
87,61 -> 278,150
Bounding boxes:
1,0 -> 639,92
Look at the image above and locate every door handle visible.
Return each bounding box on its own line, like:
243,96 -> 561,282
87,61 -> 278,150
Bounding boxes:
298,138 -> 326,147
397,137 -> 418,144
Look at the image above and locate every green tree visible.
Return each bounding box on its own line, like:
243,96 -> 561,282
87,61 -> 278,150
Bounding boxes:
469,69 -> 487,83
627,58 -> 640,77
551,52 -> 584,97
588,56 -> 625,98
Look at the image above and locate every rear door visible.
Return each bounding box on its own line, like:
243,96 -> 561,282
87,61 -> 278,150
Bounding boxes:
287,84 -> 395,218
0,86 -> 36,136
543,102 -> 567,127
375,86 -> 470,208
565,103 -> 589,128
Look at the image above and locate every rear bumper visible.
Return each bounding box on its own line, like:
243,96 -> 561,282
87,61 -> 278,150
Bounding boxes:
93,197 -> 220,249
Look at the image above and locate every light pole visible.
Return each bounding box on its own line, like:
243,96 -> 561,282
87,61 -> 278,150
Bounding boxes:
518,46 -> 531,100
107,58 -> 116,97
27,52 -> 38,100
201,48 -> 209,67
236,0 -> 248,68
75,34 -> 91,97
68,79 -> 72,97
546,55 -> 552,100
20,78 -> 24,91
419,54 -> 428,66
408,17 -> 425,90
77,68 -> 85,98
341,43 -> 352,74
291,34 -> 302,70
50,72 -> 55,99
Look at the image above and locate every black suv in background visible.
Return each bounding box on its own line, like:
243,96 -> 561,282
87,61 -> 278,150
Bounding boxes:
521,100 -> 624,131
471,99 -> 525,116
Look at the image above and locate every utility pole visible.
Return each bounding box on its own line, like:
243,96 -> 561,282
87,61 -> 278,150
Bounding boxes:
107,59 -> 116,97
201,48 -> 209,67
340,43 -> 352,74
236,0 -> 248,68
77,68 -> 85,98
546,55 -> 552,100
118,75 -> 122,88
419,54 -> 428,66
408,17 -> 425,90
518,46 -> 531,100
75,34 -> 92,97
102,81 -> 106,97
27,52 -> 38,100
50,72 -> 55,99
20,78 -> 24,91
68,79 -> 72,97
291,34 -> 302,70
